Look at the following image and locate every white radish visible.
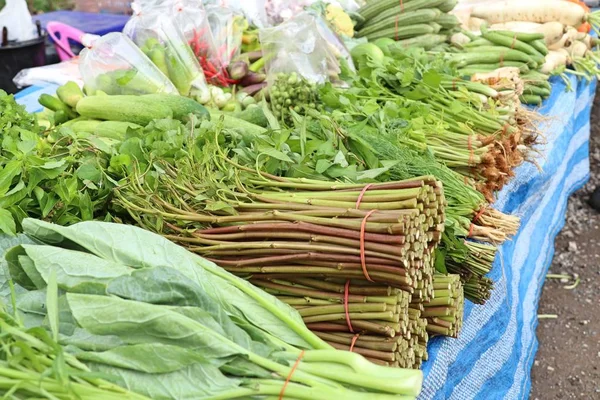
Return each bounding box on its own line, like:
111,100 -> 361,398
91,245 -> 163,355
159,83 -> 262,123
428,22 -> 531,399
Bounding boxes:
568,40 -> 589,58
451,32 -> 471,46
548,33 -> 572,50
472,1 -> 587,28
541,50 -> 569,73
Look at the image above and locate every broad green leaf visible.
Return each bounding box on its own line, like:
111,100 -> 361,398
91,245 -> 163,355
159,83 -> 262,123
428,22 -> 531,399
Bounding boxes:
24,220 -> 319,349
0,160 -> 22,196
107,267 -> 271,356
315,159 -> 332,174
60,328 -> 125,352
47,269 -> 59,341
0,233 -> 36,306
90,362 -> 239,400
67,294 -> 244,361
0,208 -> 16,236
258,147 -> 293,163
21,245 -> 132,293
76,343 -> 210,374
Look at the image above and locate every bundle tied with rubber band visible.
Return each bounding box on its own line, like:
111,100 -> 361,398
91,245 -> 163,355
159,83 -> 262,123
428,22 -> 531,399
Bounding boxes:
79,32 -> 178,96
124,9 -> 209,96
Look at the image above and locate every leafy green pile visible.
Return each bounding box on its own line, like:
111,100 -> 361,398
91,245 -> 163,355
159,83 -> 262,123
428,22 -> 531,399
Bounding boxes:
1,219 -> 423,399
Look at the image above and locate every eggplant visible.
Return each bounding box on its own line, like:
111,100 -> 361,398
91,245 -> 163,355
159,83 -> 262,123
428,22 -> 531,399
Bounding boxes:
239,71 -> 266,87
242,82 -> 268,96
228,61 -> 249,81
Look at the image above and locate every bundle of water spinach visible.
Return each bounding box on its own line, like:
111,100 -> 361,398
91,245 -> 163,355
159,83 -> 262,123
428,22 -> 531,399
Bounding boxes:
1,218 -> 423,400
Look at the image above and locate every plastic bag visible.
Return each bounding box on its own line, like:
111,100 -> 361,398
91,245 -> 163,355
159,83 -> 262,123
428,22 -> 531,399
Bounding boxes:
203,0 -> 267,28
131,0 -> 223,85
206,5 -> 246,68
124,10 -> 208,96
79,32 -> 178,96
259,12 -> 349,85
14,59 -> 83,89
313,13 -> 355,74
0,0 -> 36,42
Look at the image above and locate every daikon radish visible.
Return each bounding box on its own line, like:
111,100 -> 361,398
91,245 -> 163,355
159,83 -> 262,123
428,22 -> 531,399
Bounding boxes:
548,33 -> 572,50
568,40 -> 588,57
472,1 -> 597,28
540,50 -> 569,73
490,21 -> 565,46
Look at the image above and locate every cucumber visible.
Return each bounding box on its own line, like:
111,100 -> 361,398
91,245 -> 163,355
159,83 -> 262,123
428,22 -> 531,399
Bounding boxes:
70,120 -> 102,135
209,109 -> 267,136
357,9 -> 441,38
141,94 -> 209,121
39,94 -> 77,119
76,95 -> 173,126
56,81 -> 84,108
54,110 -> 69,125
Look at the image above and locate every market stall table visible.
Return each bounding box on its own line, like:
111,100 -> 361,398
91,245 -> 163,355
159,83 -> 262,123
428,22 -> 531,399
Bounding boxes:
15,76 -> 597,400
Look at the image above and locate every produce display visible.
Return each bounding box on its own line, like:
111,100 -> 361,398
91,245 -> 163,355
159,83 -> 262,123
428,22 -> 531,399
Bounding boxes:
1,0 -> 599,398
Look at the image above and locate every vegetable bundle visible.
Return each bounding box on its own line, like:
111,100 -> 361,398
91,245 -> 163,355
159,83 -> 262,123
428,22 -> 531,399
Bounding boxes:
2,218 -> 424,399
355,0 -> 460,47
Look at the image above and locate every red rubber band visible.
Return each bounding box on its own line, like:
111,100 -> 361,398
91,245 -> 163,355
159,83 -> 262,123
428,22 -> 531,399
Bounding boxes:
344,280 -> 355,333
355,183 -> 373,209
349,333 -> 361,352
279,350 -> 305,400
473,207 -> 486,223
399,0 -> 404,12
360,210 -> 377,282
467,223 -> 476,237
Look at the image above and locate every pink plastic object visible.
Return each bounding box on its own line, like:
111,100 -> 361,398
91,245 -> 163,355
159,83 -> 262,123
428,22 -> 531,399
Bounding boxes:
46,21 -> 86,61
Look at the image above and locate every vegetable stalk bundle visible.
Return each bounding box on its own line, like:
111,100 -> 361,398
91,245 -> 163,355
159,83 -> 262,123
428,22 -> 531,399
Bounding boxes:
421,274 -> 465,338
157,175 -> 446,300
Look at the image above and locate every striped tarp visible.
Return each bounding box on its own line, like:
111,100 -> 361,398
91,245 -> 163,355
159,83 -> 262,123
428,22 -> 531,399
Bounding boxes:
421,76 -> 597,400
16,77 -> 597,400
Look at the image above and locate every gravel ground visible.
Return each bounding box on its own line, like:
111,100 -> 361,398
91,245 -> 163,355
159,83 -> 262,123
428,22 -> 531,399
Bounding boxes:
530,90 -> 600,399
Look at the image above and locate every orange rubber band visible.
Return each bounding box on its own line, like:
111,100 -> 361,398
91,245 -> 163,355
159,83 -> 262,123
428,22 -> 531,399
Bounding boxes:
344,280 -> 355,333
400,0 -> 404,12
355,183 -> 373,209
468,135 -> 475,167
360,210 -> 377,282
279,350 -> 305,400
467,207 -> 486,237
510,35 -> 517,50
349,333 -> 361,352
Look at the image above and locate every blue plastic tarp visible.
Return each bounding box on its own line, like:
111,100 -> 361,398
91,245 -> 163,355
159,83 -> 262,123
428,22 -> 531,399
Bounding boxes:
421,76 -> 596,400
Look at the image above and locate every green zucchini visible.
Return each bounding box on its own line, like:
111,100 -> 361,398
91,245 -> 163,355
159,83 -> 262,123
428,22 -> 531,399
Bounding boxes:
76,95 -> 173,126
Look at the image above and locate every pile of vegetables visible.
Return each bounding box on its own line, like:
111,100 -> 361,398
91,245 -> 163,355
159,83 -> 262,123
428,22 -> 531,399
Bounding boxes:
0,218 -> 424,399
456,0 -> 600,97
355,0 -> 461,48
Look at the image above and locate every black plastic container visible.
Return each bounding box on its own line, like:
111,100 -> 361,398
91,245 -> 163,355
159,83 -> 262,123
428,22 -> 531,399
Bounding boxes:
0,24 -> 46,94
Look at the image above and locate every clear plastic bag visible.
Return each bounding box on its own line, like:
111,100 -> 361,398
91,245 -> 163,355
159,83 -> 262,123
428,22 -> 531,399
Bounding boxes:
259,12 -> 349,85
124,11 -> 208,96
206,5 -> 246,68
79,32 -> 178,96
131,0 -> 224,85
203,0 -> 267,28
